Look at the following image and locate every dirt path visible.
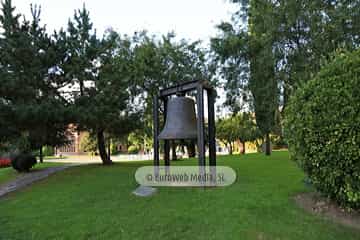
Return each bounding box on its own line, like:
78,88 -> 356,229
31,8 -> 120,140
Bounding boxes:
294,192 -> 360,230
0,165 -> 79,198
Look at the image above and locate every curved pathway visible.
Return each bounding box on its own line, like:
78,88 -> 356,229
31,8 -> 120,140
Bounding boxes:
0,165 -> 79,198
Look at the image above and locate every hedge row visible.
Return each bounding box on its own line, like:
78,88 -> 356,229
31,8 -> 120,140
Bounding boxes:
285,50 -> 360,209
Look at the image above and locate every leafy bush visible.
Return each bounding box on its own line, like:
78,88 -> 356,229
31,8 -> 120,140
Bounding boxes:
42,146 -> 54,156
127,145 -> 139,154
271,135 -> 288,150
11,153 -> 37,172
79,132 -> 98,153
284,50 -> 360,209
0,157 -> 11,168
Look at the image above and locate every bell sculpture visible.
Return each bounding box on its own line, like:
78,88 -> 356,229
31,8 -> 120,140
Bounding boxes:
158,96 -> 197,140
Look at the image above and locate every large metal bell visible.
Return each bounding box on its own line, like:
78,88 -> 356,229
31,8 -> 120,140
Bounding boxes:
158,96 -> 197,139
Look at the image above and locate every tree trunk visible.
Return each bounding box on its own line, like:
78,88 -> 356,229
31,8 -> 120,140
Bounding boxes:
240,141 -> 246,154
187,140 -> 196,158
229,143 -> 233,155
79,80 -> 84,96
97,130 -> 112,165
265,133 -> 271,156
39,146 -> 43,163
180,140 -> 185,155
171,140 -> 177,161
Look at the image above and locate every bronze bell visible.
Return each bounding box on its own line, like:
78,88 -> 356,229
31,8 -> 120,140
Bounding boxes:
158,96 -> 197,139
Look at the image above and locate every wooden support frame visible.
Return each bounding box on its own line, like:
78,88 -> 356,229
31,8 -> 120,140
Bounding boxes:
207,89 -> 216,166
163,97 -> 170,166
196,84 -> 206,166
153,80 -> 216,167
153,95 -> 160,166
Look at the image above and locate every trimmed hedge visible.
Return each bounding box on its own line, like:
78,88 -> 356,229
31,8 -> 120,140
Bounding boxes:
11,153 -> 37,172
284,50 -> 360,209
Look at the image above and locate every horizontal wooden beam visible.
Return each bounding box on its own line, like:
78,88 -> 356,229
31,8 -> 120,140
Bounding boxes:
159,80 -> 213,97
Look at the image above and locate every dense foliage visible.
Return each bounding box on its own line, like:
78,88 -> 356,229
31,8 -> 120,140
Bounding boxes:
216,113 -> 261,154
0,0 -> 71,162
285,50 -> 360,209
0,1 -> 211,164
130,32 -> 216,153
211,0 -> 360,155
127,145 -> 140,154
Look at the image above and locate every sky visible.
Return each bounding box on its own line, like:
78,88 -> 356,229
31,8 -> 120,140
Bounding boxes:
12,0 -> 237,45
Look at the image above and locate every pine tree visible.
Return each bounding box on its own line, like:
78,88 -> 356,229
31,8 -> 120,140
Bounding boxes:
62,7 -> 139,164
63,4 -> 99,97
0,0 -> 21,145
0,1 -> 70,159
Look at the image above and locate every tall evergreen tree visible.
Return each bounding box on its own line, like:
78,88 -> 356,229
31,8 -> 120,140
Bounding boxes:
0,0 -> 21,145
212,0 -> 360,155
212,0 -> 278,155
63,4 -> 99,97
248,0 -> 278,155
0,0 -> 70,159
76,31 -> 140,164
60,7 -> 140,164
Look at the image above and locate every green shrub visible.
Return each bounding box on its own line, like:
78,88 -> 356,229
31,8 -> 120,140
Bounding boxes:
11,153 -> 37,172
127,145 -> 139,154
284,50 -> 360,209
110,143 -> 120,155
79,132 -> 97,153
42,146 -> 54,156
271,135 -> 288,150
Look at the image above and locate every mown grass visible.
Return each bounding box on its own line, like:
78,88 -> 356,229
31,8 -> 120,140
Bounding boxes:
0,151 -> 359,240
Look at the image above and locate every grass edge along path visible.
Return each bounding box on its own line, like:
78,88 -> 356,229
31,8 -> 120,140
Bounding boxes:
0,164 -> 79,198
0,162 -> 66,186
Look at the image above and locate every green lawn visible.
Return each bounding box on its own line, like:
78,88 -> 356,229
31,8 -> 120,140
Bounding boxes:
0,162 -> 65,186
0,151 -> 359,239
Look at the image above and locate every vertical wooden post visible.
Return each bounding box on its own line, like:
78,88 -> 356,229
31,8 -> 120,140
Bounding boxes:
171,140 -> 177,161
207,89 -> 216,166
153,95 -> 159,166
163,97 -> 170,166
108,138 -> 111,162
196,85 -> 206,166
154,81 -> 216,174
